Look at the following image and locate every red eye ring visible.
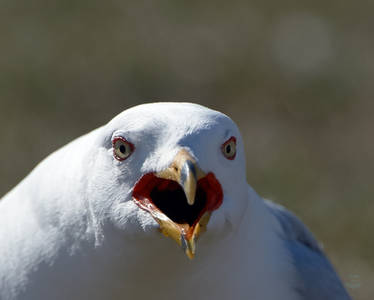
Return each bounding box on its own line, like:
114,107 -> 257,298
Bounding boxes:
112,137 -> 135,161
221,136 -> 237,160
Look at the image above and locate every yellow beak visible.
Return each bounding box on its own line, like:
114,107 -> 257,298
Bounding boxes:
155,149 -> 208,259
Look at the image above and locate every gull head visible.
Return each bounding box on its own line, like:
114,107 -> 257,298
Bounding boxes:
87,103 -> 249,259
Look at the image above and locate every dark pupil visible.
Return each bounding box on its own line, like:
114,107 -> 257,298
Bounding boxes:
119,144 -> 127,154
226,144 -> 231,154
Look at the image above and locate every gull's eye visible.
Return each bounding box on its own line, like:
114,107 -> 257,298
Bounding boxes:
112,137 -> 134,161
221,136 -> 236,160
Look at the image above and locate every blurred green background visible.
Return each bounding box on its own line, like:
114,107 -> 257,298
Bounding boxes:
0,1 -> 372,298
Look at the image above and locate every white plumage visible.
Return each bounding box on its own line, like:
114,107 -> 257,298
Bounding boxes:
0,103 -> 351,300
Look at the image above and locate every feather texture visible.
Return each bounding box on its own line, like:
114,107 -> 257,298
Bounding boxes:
265,200 -> 352,299
0,103 -> 352,300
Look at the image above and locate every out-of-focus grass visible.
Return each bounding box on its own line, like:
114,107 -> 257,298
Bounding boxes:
0,1 -> 373,298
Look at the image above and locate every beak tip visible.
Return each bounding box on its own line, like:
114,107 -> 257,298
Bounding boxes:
186,251 -> 195,260
181,234 -> 196,259
180,158 -> 198,206
186,193 -> 196,206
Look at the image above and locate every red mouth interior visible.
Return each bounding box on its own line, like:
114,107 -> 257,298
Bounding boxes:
133,172 -> 223,238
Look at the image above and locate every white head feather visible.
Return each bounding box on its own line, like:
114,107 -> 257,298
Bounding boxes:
0,102 -> 297,300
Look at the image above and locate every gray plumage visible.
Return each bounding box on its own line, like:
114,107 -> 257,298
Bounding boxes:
265,200 -> 352,299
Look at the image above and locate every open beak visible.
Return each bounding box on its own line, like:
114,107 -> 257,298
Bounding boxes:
156,149 -> 204,206
132,149 -> 223,259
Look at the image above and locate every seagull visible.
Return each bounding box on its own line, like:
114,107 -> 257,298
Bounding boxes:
0,102 -> 351,300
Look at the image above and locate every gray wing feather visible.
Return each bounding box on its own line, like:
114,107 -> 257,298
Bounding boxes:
264,200 -> 352,300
